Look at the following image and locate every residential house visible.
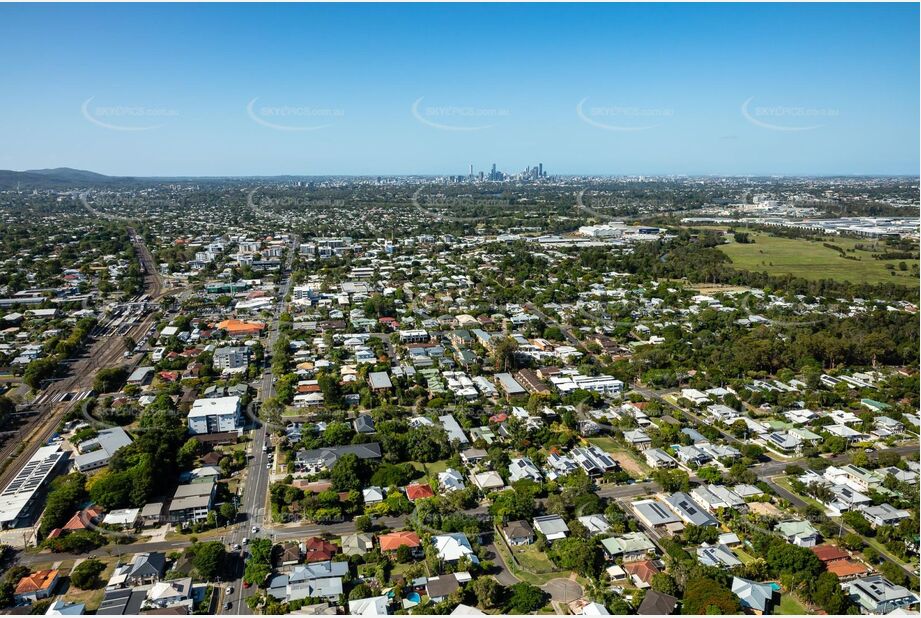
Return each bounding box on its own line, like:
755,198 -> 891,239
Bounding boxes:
339,533 -> 375,559
304,537 -> 338,562
571,445 -> 619,478
775,520 -> 820,547
378,531 -> 421,556
845,576 -> 919,614
859,503 -> 911,529
348,596 -> 390,616
14,570 -> 59,603
623,429 -> 652,450
144,577 -> 192,610
533,514 -> 569,542
577,514 -> 611,536
601,531 -> 656,562
508,457 -> 543,483
644,448 -> 678,469
267,560 -> 348,603
426,573 -> 465,603
664,492 -> 717,527
624,560 -> 659,588
731,577 -> 777,615
437,468 -> 465,493
502,520 -> 535,546
637,590 -> 678,615
405,483 -> 435,502
107,552 -> 166,588
631,499 -> 683,534
690,484 -> 747,513
697,543 -> 743,569
432,533 -> 478,564
471,470 -> 505,491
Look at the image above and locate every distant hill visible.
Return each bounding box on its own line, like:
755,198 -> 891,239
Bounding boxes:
0,167 -> 135,189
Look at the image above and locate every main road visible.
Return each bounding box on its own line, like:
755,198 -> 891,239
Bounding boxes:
221,234 -> 298,614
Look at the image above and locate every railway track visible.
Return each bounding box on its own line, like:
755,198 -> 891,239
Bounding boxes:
0,233 -> 168,488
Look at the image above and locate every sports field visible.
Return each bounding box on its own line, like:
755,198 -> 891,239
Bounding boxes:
717,231 -> 919,286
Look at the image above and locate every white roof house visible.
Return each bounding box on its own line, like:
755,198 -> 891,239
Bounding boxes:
508,457 -> 543,483
348,596 -> 390,616
533,514 -> 569,541
432,533 -> 478,563
471,471 -> 505,491
438,468 -> 466,492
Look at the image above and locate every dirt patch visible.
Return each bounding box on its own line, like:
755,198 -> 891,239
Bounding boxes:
610,451 -> 650,479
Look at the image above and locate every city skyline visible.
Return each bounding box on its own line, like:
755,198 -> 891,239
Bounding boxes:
0,3 -> 918,177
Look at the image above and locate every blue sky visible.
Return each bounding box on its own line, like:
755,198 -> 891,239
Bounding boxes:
0,3 -> 917,176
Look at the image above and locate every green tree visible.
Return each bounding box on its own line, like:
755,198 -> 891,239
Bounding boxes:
547,537 -> 601,578
349,583 -> 373,601
471,576 -> 503,609
219,502 -> 238,525
682,577 -> 740,615
505,583 -> 548,614
244,539 -> 273,586
189,541 -> 227,579
24,358 -> 58,390
92,366 -> 129,393
70,559 -> 105,589
331,453 -> 368,492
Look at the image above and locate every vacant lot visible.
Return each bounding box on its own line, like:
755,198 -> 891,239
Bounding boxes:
717,231 -> 919,286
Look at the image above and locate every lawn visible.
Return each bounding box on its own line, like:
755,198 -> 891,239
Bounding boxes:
716,231 -> 919,286
512,545 -> 557,573
493,537 -> 567,586
57,557 -> 120,611
777,594 -> 808,615
733,547 -> 756,565
410,460 -> 450,478
773,476 -> 831,513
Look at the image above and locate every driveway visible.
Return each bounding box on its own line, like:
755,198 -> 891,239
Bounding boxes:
542,577 -> 582,603
484,541 -> 519,586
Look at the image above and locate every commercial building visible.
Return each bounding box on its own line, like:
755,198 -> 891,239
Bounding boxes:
0,445 -> 68,529
187,396 -> 242,435
74,427 -> 133,472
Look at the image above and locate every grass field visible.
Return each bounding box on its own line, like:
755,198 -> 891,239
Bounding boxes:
777,594 -> 808,615
513,545 -> 557,573
410,459 -> 450,478
733,547 -> 757,565
716,230 -> 919,286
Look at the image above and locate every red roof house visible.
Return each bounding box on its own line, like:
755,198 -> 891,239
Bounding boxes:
404,483 -> 435,501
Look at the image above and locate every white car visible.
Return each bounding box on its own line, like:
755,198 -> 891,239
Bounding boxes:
251,526 -> 259,534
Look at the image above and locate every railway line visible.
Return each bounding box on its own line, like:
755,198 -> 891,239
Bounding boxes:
0,233 -> 167,489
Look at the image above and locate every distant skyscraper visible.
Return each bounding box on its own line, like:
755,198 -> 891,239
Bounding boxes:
538,163 -> 543,178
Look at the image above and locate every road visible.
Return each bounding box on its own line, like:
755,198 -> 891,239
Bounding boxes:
221,235 -> 297,615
